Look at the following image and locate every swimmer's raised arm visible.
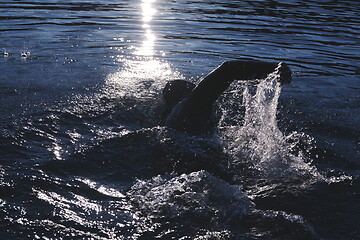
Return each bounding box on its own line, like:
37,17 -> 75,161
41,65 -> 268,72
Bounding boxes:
189,60 -> 291,104
163,60 -> 291,134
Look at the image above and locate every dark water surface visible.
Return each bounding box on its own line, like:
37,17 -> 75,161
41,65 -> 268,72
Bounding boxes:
1,0 -> 359,239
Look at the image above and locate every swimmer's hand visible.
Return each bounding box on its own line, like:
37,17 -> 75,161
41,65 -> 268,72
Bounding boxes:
275,62 -> 292,85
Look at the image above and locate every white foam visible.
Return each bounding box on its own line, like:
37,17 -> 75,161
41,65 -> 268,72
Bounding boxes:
219,72 -> 321,182
129,170 -> 254,220
128,171 -> 317,239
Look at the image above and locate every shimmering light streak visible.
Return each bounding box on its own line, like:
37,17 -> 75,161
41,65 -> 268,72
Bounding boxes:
135,0 -> 157,56
141,0 -> 156,23
76,178 -> 126,198
51,142 -> 63,161
105,0 -> 182,104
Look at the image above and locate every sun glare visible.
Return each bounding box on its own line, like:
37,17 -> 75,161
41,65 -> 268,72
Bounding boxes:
105,0 -> 183,100
135,0 -> 157,56
141,0 -> 156,23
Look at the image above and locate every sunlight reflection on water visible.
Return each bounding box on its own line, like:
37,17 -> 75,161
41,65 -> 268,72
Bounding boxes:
105,59 -> 182,99
105,0 -> 181,100
137,0 -> 157,56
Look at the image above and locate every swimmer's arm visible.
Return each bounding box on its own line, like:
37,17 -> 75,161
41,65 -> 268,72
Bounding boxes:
190,60 -> 291,103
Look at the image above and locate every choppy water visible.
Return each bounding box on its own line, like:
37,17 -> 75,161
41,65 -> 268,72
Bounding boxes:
1,0 -> 359,239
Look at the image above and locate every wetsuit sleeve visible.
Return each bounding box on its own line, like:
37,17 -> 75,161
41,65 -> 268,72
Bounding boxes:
189,60 -> 289,105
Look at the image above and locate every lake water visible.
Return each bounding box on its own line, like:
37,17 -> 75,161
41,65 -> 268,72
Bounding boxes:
0,0 -> 359,239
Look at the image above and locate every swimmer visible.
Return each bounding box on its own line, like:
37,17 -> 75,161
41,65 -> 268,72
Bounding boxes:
162,60 -> 292,135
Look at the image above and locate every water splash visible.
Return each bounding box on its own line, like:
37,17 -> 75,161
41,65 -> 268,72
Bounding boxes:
21,51 -> 31,59
129,170 -> 254,219
3,49 -> 9,57
128,171 -> 317,239
220,72 -> 321,181
128,170 -> 253,238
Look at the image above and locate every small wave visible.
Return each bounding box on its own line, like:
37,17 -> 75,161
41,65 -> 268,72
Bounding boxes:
129,170 -> 254,220
128,170 -> 317,239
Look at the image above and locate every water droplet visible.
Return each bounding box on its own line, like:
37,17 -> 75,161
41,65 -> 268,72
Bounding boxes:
21,51 -> 31,59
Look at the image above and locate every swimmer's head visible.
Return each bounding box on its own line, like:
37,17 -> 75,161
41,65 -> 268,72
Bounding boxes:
163,80 -> 195,106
